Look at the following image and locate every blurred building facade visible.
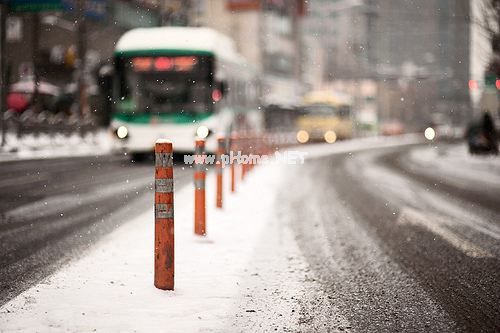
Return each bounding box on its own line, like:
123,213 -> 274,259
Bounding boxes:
4,0 -> 169,125
304,0 -> 472,132
4,0 -> 306,120
5,0 -> 165,85
193,0 -> 305,106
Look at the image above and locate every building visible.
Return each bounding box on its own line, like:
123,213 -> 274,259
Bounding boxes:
3,0 -> 165,124
193,0 -> 305,107
5,0 -> 163,84
2,0 -> 306,126
373,0 -> 471,128
303,0 -> 472,132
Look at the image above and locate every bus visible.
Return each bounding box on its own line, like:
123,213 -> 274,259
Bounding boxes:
295,91 -> 353,144
110,27 -> 261,155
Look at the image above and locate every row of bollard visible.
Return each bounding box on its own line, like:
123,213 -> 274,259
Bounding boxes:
154,131 -> 294,290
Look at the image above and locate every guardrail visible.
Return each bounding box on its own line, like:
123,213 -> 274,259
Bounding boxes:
2,109 -> 98,140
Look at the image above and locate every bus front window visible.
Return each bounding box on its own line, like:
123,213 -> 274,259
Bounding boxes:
303,104 -> 337,115
116,55 -> 213,114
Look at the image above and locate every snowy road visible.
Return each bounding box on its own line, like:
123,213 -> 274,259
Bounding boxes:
285,143 -> 500,331
0,141 -> 499,332
0,155 -> 191,306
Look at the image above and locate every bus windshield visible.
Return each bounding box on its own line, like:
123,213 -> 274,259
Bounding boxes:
116,55 -> 213,114
303,104 -> 351,118
303,104 -> 337,115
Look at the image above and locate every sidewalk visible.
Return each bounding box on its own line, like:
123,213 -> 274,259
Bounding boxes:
0,162 -> 336,332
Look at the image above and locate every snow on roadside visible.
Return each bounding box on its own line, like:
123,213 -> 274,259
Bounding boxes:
0,131 -> 112,162
300,134 -> 422,159
227,180 -> 350,333
0,160 -> 326,332
407,143 -> 500,188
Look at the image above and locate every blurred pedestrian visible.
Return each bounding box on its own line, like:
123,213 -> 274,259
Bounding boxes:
482,111 -> 498,155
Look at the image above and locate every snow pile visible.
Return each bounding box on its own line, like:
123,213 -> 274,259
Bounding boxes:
0,162 -> 318,332
0,131 -> 112,162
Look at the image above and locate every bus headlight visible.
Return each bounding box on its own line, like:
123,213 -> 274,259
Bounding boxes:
296,130 -> 309,144
116,126 -> 129,139
196,125 -> 210,139
324,130 -> 337,143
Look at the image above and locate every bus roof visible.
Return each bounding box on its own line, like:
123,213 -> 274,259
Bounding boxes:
115,27 -> 243,63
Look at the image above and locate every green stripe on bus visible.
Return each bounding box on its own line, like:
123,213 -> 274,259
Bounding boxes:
113,112 -> 213,124
114,49 -> 214,57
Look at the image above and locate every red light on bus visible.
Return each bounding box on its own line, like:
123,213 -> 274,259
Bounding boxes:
496,79 -> 500,90
212,89 -> 222,102
175,56 -> 198,71
132,56 -> 199,72
468,79 -> 478,90
132,57 -> 153,71
155,57 -> 174,71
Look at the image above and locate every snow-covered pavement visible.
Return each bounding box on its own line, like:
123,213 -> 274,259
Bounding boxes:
0,162 -> 333,332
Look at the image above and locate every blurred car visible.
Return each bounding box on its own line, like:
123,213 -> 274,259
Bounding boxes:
381,120 -> 405,136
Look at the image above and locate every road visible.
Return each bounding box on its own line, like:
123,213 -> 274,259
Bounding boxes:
281,143 -> 500,332
1,143 -> 499,332
0,154 -> 191,306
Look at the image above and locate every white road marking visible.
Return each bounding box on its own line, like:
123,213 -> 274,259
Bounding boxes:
397,207 -> 494,259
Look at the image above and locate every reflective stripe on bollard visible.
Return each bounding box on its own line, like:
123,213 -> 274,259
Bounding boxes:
216,136 -> 225,208
194,139 -> 206,236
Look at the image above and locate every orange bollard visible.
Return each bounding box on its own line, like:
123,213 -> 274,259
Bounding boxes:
216,136 -> 225,208
154,139 -> 174,290
230,134 -> 237,193
194,139 -> 206,236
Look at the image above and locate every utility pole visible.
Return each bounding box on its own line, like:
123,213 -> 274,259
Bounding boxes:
0,2 -> 8,147
289,0 -> 302,83
76,0 -> 87,119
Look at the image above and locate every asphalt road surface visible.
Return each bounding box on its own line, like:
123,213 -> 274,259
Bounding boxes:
1,143 -> 499,332
0,154 -> 191,306
281,143 -> 500,332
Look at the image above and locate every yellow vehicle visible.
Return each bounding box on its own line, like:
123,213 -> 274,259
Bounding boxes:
296,91 -> 353,144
